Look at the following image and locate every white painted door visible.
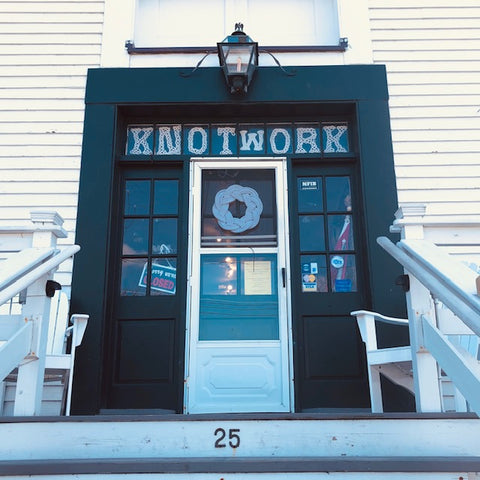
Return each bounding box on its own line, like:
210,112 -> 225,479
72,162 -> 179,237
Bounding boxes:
186,159 -> 291,413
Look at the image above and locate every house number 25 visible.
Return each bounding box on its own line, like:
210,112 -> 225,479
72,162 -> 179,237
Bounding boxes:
214,428 -> 241,448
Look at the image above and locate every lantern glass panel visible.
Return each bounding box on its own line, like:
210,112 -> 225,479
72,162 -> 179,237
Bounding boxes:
221,45 -> 254,74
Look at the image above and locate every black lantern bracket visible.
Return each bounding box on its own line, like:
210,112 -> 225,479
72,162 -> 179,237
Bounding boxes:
177,24 -> 296,93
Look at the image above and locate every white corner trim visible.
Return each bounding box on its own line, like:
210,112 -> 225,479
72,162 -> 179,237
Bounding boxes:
101,0 -> 135,67
338,0 -> 374,64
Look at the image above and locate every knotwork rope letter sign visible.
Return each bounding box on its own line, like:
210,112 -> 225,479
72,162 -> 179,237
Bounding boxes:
212,184 -> 263,233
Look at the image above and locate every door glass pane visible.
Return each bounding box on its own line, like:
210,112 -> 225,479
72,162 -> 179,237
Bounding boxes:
301,255 -> 328,292
124,180 -> 150,215
154,180 -> 179,215
121,258 -> 148,296
298,177 -> 323,213
326,176 -> 351,212
123,218 -> 149,255
330,254 -> 357,292
299,215 -> 325,251
201,169 -> 277,247
328,215 -> 354,250
199,254 -> 279,340
150,258 -> 177,295
152,218 -> 177,254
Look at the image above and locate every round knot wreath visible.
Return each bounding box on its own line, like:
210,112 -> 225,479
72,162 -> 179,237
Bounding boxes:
212,184 -> 263,233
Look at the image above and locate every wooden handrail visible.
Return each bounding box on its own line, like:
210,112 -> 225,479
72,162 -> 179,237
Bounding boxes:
377,237 -> 480,337
0,248 -> 56,291
0,246 -> 80,307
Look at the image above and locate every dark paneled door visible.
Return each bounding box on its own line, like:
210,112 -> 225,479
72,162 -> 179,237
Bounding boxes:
289,162 -> 370,411
104,166 -> 186,411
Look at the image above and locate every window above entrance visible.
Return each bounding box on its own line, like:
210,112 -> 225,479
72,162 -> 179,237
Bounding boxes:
125,123 -> 350,157
134,0 -> 340,49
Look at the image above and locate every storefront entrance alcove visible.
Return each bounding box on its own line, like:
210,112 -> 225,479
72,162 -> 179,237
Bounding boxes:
70,66 -> 407,415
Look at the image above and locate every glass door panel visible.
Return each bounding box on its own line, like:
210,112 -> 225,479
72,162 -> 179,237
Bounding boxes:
199,253 -> 279,341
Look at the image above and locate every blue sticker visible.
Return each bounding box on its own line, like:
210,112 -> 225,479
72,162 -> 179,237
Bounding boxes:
335,279 -> 352,292
299,178 -> 320,191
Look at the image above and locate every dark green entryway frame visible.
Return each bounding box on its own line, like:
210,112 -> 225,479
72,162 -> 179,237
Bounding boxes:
70,65 -> 407,415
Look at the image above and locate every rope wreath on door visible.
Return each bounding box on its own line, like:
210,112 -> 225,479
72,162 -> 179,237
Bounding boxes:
212,184 -> 263,233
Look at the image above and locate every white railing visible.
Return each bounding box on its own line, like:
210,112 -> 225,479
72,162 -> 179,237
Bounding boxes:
0,246 -> 79,307
377,236 -> 480,415
0,211 -> 84,415
360,204 -> 480,415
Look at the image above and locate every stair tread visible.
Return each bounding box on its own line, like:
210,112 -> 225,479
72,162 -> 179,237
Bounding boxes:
1,456 -> 480,475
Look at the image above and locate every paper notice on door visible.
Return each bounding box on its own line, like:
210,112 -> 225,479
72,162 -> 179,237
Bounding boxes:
243,260 -> 272,295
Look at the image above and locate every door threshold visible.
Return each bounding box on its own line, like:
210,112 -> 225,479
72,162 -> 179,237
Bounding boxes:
99,408 -> 176,415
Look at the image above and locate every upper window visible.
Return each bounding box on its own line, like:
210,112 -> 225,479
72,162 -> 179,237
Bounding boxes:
134,0 -> 340,48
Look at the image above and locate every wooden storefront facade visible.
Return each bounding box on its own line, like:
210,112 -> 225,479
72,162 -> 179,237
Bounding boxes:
70,64 -> 409,414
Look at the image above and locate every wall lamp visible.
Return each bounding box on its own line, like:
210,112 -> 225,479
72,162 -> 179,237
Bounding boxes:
127,23 -> 304,95
217,23 -> 258,94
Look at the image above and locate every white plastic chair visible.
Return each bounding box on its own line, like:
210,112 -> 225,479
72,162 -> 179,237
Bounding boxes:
45,291 -> 88,415
352,309 -> 479,413
352,310 -> 411,413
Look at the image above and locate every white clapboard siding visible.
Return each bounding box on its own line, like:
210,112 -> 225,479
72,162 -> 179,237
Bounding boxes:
369,1 -> 480,221
0,0 -> 103,287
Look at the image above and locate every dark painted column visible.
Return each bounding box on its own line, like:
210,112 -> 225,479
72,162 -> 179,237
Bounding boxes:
70,103 -> 116,414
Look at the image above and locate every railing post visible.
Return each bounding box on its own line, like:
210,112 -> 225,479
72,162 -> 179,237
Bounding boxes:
30,210 -> 67,248
393,204 -> 443,411
13,274 -> 52,415
13,211 -> 67,415
391,204 -> 427,240
405,275 -> 443,412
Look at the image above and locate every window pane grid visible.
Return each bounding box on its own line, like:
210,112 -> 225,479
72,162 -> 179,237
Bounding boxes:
121,178 -> 179,296
297,175 -> 357,293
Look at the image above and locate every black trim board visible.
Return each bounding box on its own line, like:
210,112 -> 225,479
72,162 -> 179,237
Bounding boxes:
85,65 -> 389,105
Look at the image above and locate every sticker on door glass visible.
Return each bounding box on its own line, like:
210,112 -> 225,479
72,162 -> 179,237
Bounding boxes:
138,262 -> 176,295
330,254 -> 357,293
301,256 -> 327,293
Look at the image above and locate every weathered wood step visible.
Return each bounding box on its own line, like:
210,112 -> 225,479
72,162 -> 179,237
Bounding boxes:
0,413 -> 479,462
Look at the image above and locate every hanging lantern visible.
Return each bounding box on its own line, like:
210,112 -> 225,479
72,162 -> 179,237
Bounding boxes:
217,23 -> 258,94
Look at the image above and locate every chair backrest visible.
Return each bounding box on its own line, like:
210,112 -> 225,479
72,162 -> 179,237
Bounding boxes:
46,291 -> 69,355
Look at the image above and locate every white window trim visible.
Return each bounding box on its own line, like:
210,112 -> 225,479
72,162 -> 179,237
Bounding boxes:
101,0 -> 373,68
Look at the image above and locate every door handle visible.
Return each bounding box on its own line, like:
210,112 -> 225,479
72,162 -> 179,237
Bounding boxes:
281,267 -> 286,288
